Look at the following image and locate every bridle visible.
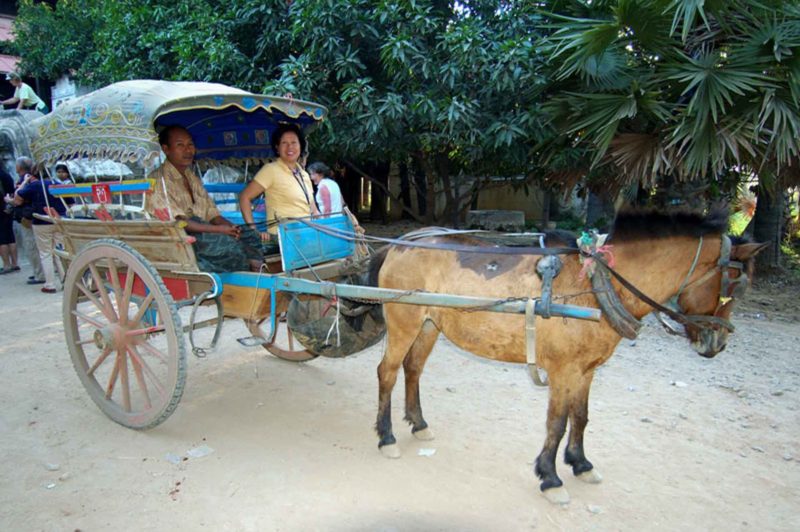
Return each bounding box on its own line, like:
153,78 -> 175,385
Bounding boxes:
587,235 -> 748,338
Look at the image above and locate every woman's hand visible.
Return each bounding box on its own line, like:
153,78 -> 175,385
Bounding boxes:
260,231 -> 271,243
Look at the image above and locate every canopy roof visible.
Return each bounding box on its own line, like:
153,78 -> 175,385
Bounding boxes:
30,80 -> 327,168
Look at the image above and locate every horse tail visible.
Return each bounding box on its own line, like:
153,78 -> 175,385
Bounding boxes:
368,245 -> 390,287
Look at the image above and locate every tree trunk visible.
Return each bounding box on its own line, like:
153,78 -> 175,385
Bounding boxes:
367,161 -> 390,224
752,185 -> 786,270
411,158 -> 427,219
340,164 -> 361,215
398,161 -> 413,220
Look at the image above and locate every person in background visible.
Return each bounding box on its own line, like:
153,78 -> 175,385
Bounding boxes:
145,125 -> 264,272
1,73 -> 49,113
307,161 -> 344,215
0,165 -> 19,274
13,159 -> 66,293
54,163 -> 74,185
239,123 -> 319,254
3,157 -> 43,285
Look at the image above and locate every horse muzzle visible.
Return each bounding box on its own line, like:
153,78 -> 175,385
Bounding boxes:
692,328 -> 728,358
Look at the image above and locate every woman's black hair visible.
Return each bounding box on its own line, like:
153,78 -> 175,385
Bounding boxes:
271,123 -> 306,157
307,162 -> 331,177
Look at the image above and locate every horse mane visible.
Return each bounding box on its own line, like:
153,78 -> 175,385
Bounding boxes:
368,245 -> 390,287
609,208 -> 729,241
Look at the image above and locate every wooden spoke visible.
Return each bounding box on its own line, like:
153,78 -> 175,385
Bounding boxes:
73,309 -> 107,329
106,257 -> 123,313
105,352 -> 121,399
125,325 -> 166,337
130,292 -> 155,325
75,337 -> 98,346
127,346 -> 166,398
119,269 -> 136,325
137,340 -> 168,364
127,347 -> 152,410
118,348 -> 131,412
87,346 -> 112,377
76,280 -> 115,322
89,263 -> 118,322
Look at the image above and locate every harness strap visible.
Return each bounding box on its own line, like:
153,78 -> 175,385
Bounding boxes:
292,217 -> 580,256
525,298 -> 548,386
589,252 -> 735,334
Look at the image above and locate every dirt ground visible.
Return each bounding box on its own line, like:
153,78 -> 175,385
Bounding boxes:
1,240 -> 798,531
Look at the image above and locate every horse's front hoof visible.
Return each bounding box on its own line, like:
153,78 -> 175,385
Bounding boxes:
379,443 -> 401,459
577,469 -> 602,484
412,428 -> 435,441
542,486 -> 570,505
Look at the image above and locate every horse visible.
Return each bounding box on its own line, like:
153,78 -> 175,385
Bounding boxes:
367,209 -> 766,504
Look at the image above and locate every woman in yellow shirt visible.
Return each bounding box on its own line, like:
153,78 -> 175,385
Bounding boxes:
239,123 -> 319,253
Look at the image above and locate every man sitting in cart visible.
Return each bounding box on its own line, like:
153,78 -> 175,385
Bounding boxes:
146,125 -> 264,272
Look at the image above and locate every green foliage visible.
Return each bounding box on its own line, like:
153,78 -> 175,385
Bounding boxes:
13,0 -> 97,79
539,0 -> 800,193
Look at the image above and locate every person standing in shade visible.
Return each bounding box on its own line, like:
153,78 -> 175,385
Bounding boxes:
1,73 -> 49,113
12,160 -> 66,293
239,123 -> 319,254
0,165 -> 19,274
307,162 -> 344,215
3,157 -> 44,284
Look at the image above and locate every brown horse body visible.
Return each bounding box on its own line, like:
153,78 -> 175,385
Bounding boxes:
369,211 -> 765,503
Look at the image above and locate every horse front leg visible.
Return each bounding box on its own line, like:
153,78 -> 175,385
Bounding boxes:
375,306 -> 426,458
535,377 -> 570,504
403,321 -> 439,441
376,356 -> 401,457
564,370 -> 603,484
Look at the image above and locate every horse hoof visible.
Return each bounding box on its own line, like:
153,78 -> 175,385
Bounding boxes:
542,486 -> 570,505
380,444 -> 401,459
413,428 -> 435,441
577,469 -> 602,484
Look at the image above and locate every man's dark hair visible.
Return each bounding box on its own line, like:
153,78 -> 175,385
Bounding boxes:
158,125 -> 190,147
270,123 -> 306,157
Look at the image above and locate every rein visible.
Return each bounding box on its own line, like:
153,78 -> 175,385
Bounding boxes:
291,217 -> 580,256
296,216 -> 741,337
585,236 -> 740,337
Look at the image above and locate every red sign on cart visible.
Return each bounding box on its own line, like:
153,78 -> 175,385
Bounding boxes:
91,183 -> 112,204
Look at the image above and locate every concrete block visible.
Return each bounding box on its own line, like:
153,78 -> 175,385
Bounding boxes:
465,210 -> 525,232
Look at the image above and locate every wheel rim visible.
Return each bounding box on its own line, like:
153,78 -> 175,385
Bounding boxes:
245,316 -> 317,362
64,239 -> 186,429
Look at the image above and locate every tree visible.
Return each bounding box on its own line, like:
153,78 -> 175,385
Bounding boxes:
263,0 -> 553,222
536,0 -> 800,265
13,0 -> 98,80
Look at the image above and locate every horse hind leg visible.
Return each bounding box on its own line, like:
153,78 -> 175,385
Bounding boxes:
403,321 -> 439,441
535,375 -> 571,504
375,306 -> 428,458
564,371 -> 602,484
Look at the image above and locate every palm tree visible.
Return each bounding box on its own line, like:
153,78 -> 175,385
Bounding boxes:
536,0 -> 800,265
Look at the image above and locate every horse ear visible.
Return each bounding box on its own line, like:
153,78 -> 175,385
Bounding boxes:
731,242 -> 769,260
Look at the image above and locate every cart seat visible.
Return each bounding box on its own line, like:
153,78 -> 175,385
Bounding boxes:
278,214 -> 356,272
49,179 -> 155,220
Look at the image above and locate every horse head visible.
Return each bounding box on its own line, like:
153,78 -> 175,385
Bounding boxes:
675,238 -> 768,358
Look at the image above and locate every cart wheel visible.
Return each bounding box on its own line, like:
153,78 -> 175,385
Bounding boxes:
63,239 -> 187,429
244,316 -> 318,362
